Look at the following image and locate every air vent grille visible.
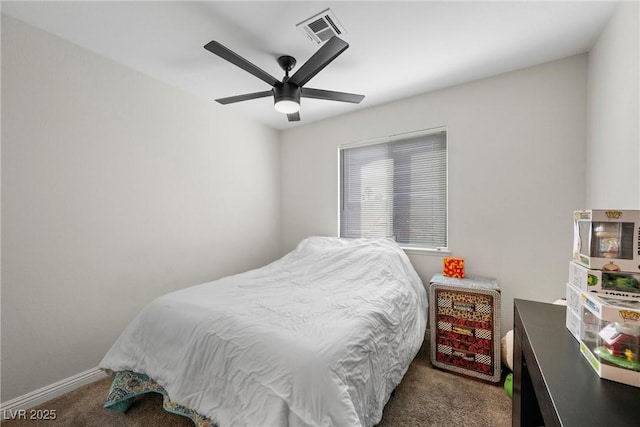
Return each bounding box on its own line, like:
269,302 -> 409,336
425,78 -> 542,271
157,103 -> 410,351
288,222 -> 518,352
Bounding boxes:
308,18 -> 329,33
297,8 -> 346,44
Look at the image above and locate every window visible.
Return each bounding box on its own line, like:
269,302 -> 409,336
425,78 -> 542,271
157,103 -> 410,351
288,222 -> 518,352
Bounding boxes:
340,128 -> 447,251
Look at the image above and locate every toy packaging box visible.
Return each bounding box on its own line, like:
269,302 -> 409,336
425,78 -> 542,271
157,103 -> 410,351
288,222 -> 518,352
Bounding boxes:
573,209 -> 640,273
566,282 -> 583,341
443,257 -> 464,278
579,292 -> 640,387
569,261 -> 640,300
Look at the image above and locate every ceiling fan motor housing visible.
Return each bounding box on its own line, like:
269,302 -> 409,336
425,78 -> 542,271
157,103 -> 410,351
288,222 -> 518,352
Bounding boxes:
274,82 -> 301,104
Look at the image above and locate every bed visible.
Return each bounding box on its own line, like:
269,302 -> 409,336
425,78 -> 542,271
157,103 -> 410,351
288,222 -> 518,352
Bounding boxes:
100,236 -> 428,426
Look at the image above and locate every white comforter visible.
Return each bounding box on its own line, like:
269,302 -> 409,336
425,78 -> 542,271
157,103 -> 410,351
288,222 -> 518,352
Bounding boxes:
100,236 -> 427,427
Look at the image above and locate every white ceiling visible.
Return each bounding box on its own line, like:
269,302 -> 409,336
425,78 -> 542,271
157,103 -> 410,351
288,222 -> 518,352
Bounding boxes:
1,1 -> 616,130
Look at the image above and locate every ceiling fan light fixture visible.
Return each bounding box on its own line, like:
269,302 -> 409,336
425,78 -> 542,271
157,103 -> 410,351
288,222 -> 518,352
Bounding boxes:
274,99 -> 300,114
273,83 -> 301,114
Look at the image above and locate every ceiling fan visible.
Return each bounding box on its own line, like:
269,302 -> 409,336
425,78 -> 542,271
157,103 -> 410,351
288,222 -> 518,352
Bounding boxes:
203,36 -> 365,122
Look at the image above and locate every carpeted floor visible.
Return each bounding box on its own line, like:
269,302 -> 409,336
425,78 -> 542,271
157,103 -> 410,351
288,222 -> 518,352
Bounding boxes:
1,340 -> 512,426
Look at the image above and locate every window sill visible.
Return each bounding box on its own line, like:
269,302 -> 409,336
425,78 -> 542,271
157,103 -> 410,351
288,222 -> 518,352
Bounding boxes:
401,247 -> 451,256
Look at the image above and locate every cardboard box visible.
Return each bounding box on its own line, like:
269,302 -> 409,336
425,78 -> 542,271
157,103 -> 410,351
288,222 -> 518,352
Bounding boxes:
566,282 -> 582,341
569,261 -> 640,300
580,292 -> 640,388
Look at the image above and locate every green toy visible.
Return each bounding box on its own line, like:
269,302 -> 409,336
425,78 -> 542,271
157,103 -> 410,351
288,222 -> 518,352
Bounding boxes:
504,372 -> 513,399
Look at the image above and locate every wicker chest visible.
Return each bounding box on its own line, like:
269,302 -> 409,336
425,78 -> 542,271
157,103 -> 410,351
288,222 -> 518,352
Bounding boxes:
429,274 -> 501,382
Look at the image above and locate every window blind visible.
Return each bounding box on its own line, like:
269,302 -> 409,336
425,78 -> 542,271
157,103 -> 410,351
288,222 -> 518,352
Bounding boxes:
340,131 -> 447,250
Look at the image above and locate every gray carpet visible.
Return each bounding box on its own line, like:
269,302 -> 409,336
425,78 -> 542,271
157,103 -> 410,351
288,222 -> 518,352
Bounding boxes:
1,340 -> 512,426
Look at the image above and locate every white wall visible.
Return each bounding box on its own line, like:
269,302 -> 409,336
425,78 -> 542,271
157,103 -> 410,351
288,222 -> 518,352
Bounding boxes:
586,1 -> 640,208
280,55 -> 589,335
1,15 -> 281,401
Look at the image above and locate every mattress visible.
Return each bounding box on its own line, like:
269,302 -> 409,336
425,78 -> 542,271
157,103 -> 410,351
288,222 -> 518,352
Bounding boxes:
100,236 -> 427,426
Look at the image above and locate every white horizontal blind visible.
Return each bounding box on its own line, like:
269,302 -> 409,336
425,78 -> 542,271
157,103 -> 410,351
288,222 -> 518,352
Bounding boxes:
340,131 -> 447,249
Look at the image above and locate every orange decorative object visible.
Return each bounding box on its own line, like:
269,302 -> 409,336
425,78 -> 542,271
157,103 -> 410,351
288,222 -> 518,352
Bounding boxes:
443,257 -> 465,278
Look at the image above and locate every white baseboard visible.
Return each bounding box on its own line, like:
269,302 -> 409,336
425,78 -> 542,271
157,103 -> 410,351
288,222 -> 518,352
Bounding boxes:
0,367 -> 107,413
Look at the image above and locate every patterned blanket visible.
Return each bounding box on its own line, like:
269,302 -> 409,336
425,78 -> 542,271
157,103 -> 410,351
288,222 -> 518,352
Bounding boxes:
104,370 -> 215,427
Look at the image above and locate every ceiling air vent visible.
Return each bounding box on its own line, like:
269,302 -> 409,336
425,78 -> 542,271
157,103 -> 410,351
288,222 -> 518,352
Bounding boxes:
296,8 -> 346,44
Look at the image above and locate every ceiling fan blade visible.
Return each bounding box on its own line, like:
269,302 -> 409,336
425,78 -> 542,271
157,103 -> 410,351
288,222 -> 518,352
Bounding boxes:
301,88 -> 365,104
287,112 -> 300,122
204,41 -> 279,87
288,36 -> 349,87
215,90 -> 273,105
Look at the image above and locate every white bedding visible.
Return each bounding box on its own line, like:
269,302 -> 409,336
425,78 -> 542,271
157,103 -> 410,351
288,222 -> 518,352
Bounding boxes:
100,236 -> 428,427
